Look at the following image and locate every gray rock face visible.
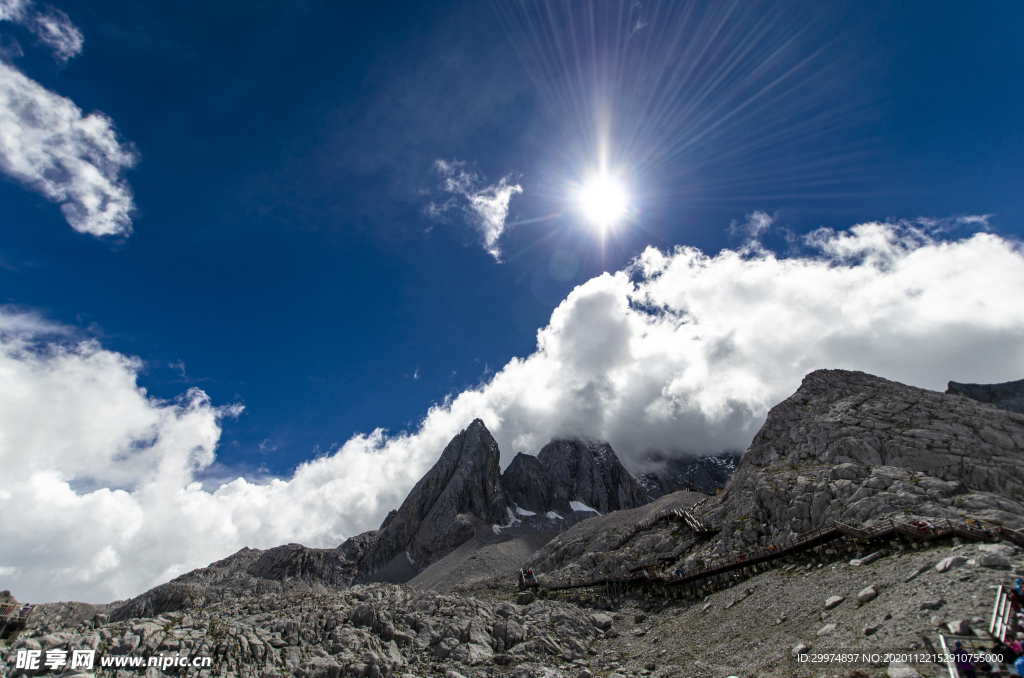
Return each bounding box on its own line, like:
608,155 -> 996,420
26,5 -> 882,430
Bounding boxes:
634,452 -> 740,497
701,369 -> 1024,556
111,545 -> 357,622
947,377 -> 1024,414
359,419 -> 512,577
503,438 -> 649,516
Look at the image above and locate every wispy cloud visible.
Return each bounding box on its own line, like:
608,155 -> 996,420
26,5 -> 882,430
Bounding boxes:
0,0 -> 82,63
0,2 -> 138,237
428,159 -> 522,261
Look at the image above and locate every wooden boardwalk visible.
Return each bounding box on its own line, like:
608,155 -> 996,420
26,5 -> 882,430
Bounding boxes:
526,516 -> 1023,600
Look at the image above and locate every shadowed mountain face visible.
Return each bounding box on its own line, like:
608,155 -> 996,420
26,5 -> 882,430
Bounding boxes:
358,419 -> 511,576
700,369 -> 1024,559
91,370 -> 1024,624
947,377 -> 1024,414
634,451 -> 741,497
107,420 -> 657,617
502,439 -> 650,516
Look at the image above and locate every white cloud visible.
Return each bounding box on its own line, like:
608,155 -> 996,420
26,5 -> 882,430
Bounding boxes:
0,0 -> 82,63
0,4 -> 137,237
3,221 -> 1024,604
429,159 -> 522,260
729,210 -> 773,243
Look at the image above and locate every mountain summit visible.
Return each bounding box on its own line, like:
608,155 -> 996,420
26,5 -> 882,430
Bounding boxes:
502,438 -> 648,516
358,419 -> 510,576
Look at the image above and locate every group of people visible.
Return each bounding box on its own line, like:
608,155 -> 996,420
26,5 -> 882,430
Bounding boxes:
954,579 -> 1024,677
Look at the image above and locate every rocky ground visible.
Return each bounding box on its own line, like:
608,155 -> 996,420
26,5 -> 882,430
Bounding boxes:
4,539 -> 1022,678
5,370 -> 1024,678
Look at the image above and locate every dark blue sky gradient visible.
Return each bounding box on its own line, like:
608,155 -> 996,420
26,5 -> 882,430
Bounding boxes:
1,0 -> 1022,476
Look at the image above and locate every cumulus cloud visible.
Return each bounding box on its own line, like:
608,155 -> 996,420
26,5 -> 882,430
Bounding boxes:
4,221 -> 1024,603
0,0 -> 82,63
0,4 -> 137,237
429,159 -> 522,260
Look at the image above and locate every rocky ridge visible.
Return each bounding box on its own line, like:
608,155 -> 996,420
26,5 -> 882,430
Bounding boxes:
947,376 -> 1024,415
694,369 -> 1024,560
9,538 -> 1023,678
5,369 -> 1024,678
633,452 -> 740,498
358,420 -> 511,578
502,438 -> 649,518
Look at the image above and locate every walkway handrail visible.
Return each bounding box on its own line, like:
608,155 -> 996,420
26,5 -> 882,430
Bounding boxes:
533,516 -> 1023,594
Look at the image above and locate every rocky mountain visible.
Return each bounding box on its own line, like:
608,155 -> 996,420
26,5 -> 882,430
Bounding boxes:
8,369 -> 1024,678
502,438 -> 649,516
633,451 -> 740,497
105,420 -> 657,619
696,368 -> 1024,559
947,376 -> 1024,414
357,419 -> 510,578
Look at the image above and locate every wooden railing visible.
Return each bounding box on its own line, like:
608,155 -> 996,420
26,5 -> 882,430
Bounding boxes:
533,517 -> 1023,594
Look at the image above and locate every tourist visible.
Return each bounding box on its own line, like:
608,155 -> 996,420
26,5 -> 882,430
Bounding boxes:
1013,633 -> 1024,655
953,641 -> 978,678
992,637 -> 1018,675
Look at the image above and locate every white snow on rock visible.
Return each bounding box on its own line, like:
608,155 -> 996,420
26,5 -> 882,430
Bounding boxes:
569,501 -> 600,514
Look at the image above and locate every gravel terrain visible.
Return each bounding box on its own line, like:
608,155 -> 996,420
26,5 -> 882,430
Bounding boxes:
5,539 -> 1021,678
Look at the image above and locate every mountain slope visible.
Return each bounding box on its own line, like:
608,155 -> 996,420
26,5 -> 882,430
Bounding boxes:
357,418 -> 511,576
697,368 -> 1024,558
502,438 -> 649,516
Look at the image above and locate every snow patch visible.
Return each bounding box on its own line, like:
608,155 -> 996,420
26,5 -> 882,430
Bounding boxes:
515,505 -> 537,517
493,506 -> 523,534
570,501 -> 600,514
546,511 -> 563,520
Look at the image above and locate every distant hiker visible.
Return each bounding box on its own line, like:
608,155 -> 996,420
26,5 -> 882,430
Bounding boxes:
953,641 -> 977,678
1009,634 -> 1024,659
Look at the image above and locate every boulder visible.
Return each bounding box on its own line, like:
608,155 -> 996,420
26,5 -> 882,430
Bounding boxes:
919,599 -> 944,610
791,643 -> 809,657
857,586 -> 877,603
516,591 -> 536,605
946,620 -> 971,635
589,614 -> 613,631
978,555 -> 1011,569
936,556 -> 967,573
850,552 -> 883,567
816,623 -> 836,636
977,543 -> 1017,558
824,596 -> 844,610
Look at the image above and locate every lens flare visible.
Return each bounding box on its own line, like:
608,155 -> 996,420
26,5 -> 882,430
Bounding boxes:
578,173 -> 629,230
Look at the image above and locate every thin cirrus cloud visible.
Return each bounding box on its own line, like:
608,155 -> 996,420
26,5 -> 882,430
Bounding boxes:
427,159 -> 522,261
0,0 -> 138,237
0,0 -> 82,63
2,219 -> 1024,604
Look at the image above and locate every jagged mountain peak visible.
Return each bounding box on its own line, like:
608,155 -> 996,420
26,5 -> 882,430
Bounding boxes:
503,437 -> 649,516
355,418 -> 510,578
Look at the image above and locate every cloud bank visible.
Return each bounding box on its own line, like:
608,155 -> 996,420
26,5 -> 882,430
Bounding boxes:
428,159 -> 522,260
0,2 -> 137,236
3,221 -> 1024,603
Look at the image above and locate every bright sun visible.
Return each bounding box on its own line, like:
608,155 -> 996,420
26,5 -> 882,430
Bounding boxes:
578,172 -> 629,229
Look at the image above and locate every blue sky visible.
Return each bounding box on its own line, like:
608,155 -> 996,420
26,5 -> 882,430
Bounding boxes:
2,0 -> 1024,601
